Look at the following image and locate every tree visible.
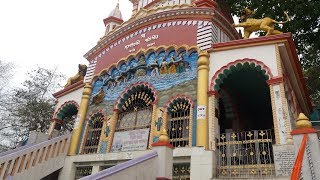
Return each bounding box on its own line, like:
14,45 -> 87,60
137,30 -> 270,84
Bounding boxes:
0,60 -> 15,150
217,0 -> 320,105
2,67 -> 66,147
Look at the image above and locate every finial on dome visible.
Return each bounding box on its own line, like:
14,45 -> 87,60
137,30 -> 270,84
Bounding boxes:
108,0 -> 123,20
116,0 -> 119,8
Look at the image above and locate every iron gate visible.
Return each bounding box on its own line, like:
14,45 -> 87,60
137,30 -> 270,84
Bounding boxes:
216,129 -> 275,178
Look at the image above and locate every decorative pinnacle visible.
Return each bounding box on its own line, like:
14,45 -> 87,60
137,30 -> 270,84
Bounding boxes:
158,128 -> 170,143
296,113 -> 312,129
116,0 -> 119,8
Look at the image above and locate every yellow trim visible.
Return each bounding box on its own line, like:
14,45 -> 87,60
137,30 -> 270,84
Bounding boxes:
279,82 -> 293,144
189,107 -> 193,147
269,85 -> 280,145
68,84 -> 92,155
275,44 -> 283,76
209,94 -> 216,150
107,111 -> 119,152
149,104 -> 157,148
196,51 -> 210,149
275,45 -> 293,143
162,109 -> 168,131
79,122 -> 89,154
90,45 -> 200,84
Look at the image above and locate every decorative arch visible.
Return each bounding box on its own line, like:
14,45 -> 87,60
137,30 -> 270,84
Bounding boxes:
210,58 -> 273,91
90,45 -> 200,84
81,110 -> 105,154
54,100 -> 79,120
114,82 -> 158,111
164,94 -> 194,113
164,94 -> 194,148
186,47 -> 198,56
155,47 -> 166,56
87,110 -> 107,122
145,49 -> 156,59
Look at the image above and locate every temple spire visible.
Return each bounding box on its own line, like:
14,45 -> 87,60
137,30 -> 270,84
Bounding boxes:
103,0 -> 124,34
116,0 -> 119,8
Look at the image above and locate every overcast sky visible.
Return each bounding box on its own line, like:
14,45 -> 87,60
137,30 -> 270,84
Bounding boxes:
0,0 -> 132,84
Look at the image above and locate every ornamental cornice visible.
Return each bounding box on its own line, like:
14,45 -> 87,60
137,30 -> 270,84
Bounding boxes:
84,7 -> 237,60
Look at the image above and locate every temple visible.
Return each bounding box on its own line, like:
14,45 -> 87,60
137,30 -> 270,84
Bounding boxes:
1,0 -> 320,180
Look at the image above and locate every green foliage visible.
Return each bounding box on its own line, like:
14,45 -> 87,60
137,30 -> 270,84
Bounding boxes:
3,67 -> 66,146
304,65 -> 320,106
218,0 -> 320,105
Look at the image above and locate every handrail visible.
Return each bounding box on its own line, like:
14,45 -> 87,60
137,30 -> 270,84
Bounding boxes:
80,151 -> 158,180
0,134 -> 69,159
291,134 -> 308,180
0,134 -> 71,180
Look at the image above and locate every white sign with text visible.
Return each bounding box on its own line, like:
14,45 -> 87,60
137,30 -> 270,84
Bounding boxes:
197,105 -> 206,119
111,128 -> 150,152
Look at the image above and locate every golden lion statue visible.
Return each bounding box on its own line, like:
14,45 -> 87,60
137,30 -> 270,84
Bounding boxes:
234,8 -> 290,39
65,64 -> 87,87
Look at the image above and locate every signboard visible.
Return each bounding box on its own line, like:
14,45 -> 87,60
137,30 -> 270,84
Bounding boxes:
197,105 -> 206,119
273,145 -> 295,177
111,128 -> 150,152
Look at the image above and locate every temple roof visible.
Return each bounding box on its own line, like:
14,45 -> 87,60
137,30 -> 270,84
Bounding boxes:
108,2 -> 123,20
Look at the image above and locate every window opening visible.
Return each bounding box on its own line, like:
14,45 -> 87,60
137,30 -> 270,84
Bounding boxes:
168,99 -> 190,147
83,114 -> 104,154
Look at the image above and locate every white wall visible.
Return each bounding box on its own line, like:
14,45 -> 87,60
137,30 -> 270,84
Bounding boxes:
54,87 -> 83,116
209,44 -> 278,86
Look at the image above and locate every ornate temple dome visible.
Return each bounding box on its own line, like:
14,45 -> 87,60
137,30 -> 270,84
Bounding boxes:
108,2 -> 122,20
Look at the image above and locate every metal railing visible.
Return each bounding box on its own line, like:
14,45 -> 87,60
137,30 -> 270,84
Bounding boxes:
0,134 -> 71,180
173,163 -> 190,180
216,129 -> 275,178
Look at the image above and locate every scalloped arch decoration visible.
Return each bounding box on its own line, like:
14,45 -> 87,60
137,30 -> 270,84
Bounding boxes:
87,110 -> 107,122
210,58 -> 273,91
54,100 -> 79,119
164,94 -> 194,113
114,82 -> 158,111
90,45 -> 200,84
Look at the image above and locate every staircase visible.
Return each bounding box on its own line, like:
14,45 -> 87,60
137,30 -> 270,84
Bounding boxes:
0,134 -> 71,180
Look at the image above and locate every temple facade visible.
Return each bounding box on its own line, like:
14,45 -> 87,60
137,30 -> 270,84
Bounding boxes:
46,0 -> 314,179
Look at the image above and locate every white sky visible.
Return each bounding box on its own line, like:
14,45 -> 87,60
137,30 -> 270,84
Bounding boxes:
0,0 -> 132,84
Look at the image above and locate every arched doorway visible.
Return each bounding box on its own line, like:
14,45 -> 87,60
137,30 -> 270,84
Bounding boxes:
212,60 -> 276,178
217,68 -> 273,133
54,101 -> 79,135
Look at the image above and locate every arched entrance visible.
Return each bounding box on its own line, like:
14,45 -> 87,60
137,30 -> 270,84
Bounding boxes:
54,101 -> 79,135
217,67 -> 273,133
211,60 -> 276,178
